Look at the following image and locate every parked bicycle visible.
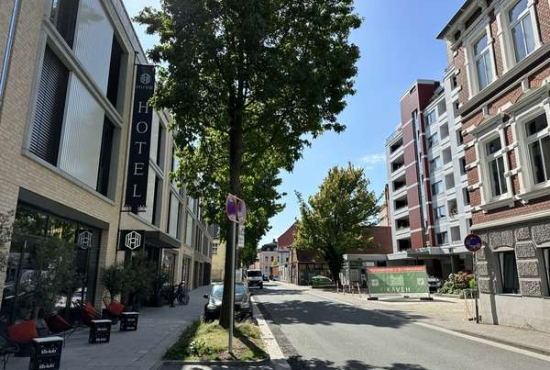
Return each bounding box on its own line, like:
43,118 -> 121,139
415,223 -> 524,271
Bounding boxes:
174,281 -> 190,305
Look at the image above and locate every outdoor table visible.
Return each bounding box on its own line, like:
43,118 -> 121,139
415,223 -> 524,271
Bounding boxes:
89,319 -> 112,344
29,336 -> 63,370
120,312 -> 139,331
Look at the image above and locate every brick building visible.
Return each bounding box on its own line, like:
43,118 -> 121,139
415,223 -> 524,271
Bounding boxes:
276,223 -> 295,282
438,0 -> 550,331
0,0 -> 212,326
386,79 -> 473,279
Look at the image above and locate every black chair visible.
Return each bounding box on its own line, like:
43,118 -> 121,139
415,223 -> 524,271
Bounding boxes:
0,333 -> 19,370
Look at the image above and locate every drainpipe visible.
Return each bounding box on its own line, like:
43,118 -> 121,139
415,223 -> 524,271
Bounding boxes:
0,0 -> 22,114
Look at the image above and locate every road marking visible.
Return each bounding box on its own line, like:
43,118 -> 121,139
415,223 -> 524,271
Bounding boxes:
306,290 -> 550,363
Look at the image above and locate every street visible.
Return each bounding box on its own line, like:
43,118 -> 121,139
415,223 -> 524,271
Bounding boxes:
253,283 -> 550,370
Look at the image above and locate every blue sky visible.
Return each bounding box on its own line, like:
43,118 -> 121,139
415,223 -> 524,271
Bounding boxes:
125,0 -> 464,246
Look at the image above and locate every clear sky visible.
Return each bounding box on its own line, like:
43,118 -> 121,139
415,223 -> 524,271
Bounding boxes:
125,0 -> 465,246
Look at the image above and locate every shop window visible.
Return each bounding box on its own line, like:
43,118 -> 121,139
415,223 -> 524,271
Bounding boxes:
499,251 -> 520,294
50,0 -> 80,48
96,119 -> 114,197
30,47 -> 69,165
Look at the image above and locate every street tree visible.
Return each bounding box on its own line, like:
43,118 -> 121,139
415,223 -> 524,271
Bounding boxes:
136,0 -> 361,328
294,164 -> 379,283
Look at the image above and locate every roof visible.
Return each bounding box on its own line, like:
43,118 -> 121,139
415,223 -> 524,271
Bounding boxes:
437,0 -> 475,40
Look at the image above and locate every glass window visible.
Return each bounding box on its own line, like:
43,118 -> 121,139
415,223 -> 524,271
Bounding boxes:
525,114 -> 550,185
509,0 -> 535,63
434,205 -> 446,220
429,157 -> 441,172
168,194 -> 180,238
489,156 -> 508,196
473,34 -> 493,90
50,0 -> 80,48
96,119 -> 114,197
432,181 -> 444,195
543,248 -> 550,296
499,251 -> 520,294
436,232 -> 448,245
428,134 -> 439,149
426,110 -> 437,126
106,36 -> 124,109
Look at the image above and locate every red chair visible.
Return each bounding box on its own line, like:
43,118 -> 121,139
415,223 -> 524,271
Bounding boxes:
6,320 -> 38,357
44,314 -> 76,345
102,301 -> 125,325
79,302 -> 101,326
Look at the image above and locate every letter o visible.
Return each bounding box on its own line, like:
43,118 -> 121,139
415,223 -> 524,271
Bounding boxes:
136,121 -> 149,134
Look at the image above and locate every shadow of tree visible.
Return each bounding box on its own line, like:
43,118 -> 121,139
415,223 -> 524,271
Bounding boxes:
288,356 -> 432,370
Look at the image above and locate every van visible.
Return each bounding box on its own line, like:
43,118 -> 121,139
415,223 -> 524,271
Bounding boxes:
246,269 -> 263,289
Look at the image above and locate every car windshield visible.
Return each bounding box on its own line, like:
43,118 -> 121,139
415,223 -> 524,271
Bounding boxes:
211,284 -> 246,298
247,270 -> 261,277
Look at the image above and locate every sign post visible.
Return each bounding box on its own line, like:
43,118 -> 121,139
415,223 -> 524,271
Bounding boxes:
464,234 -> 482,324
225,194 -> 246,354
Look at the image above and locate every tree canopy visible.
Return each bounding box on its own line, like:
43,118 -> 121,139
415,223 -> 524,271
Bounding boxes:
136,0 -> 361,327
294,164 -> 379,283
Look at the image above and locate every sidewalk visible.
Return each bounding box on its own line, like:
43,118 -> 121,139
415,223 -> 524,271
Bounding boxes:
295,282 -> 550,356
7,286 -> 209,370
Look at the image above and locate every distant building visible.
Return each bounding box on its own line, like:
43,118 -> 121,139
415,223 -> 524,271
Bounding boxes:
259,241 -> 278,278
210,226 -> 226,282
377,185 -> 391,227
276,223 -> 296,282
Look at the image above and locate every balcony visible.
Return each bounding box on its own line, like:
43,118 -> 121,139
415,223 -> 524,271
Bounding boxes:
397,238 -> 412,252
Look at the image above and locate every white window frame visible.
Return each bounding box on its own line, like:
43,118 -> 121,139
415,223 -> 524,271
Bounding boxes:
514,101 -> 550,196
478,131 -> 513,204
468,29 -> 496,93
497,0 -> 542,72
430,156 -> 441,172
425,109 -> 437,126
434,205 -> 447,220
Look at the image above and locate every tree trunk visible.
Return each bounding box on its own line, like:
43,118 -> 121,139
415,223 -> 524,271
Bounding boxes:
219,102 -> 244,329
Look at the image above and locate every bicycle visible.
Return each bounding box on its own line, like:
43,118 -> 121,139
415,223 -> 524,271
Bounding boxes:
174,281 -> 190,305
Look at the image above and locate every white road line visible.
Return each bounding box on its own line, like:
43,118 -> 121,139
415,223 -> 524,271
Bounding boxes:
306,290 -> 550,363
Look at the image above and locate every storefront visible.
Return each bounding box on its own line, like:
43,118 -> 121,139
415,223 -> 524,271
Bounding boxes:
1,204 -> 102,326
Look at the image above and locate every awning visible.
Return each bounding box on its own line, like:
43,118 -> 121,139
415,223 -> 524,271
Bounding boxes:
145,231 -> 180,249
387,246 -> 470,260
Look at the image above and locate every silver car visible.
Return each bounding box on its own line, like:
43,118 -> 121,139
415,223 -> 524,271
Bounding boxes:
203,282 -> 253,321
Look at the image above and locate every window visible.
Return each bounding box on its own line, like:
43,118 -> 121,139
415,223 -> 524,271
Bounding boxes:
30,47 -> 69,165
96,119 -> 114,196
434,205 -> 446,220
525,114 -> 550,185
168,193 -> 181,239
457,130 -> 464,146
432,181 -> 444,195
436,232 -> 448,245
50,0 -> 80,48
485,137 -> 508,198
156,125 -> 166,170
107,36 -> 124,109
426,110 -> 437,126
152,176 -> 162,227
428,134 -> 439,149
499,251 -> 520,294
464,188 -> 471,205
508,0 -> 535,63
429,157 -> 441,172
185,212 -> 193,246
473,34 -> 493,91
543,248 -> 550,295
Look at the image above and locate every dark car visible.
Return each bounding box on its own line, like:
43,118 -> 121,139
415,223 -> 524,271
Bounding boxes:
262,275 -> 269,282
204,282 -> 253,321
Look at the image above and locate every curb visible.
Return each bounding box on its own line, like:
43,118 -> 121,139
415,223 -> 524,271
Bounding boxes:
162,358 -> 271,367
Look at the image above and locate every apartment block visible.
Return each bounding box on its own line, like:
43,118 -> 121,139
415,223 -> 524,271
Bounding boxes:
0,0 -> 212,326
386,79 -> 473,279
439,0 -> 550,332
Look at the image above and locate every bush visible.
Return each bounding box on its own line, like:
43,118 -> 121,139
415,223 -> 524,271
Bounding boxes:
437,271 -> 476,295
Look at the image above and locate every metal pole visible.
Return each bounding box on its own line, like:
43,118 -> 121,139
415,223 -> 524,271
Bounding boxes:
228,220 -> 236,353
473,252 -> 479,324
0,0 -> 22,116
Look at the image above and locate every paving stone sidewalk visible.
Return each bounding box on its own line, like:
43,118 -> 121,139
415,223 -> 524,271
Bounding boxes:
298,283 -> 550,356
7,286 -> 209,370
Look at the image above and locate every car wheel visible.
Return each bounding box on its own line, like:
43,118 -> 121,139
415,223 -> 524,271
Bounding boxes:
260,284 -> 263,289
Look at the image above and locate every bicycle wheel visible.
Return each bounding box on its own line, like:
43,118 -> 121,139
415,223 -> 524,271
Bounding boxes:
182,292 -> 190,305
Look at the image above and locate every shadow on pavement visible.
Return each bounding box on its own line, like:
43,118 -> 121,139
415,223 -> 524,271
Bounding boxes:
288,356 -> 432,370
257,297 -> 426,328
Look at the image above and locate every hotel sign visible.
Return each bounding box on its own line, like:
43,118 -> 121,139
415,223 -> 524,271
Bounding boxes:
125,64 -> 155,212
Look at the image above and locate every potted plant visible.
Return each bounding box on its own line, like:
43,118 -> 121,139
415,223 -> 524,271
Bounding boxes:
150,270 -> 170,307
125,254 -> 156,311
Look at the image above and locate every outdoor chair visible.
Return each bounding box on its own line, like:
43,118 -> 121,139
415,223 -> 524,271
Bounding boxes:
6,319 -> 38,357
45,314 -> 77,346
0,333 -> 19,370
102,301 -> 125,325
78,302 -> 102,327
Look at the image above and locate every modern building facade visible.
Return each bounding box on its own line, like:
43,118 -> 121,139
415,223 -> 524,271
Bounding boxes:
386,79 -> 473,279
438,0 -> 550,332
0,0 -> 212,326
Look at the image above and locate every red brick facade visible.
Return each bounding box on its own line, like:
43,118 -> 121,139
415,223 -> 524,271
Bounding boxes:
443,0 -> 550,228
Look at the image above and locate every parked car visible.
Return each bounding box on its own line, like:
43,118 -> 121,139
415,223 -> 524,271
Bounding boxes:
203,282 -> 252,321
310,275 -> 332,287
262,275 -> 269,282
246,269 -> 263,288
428,276 -> 442,293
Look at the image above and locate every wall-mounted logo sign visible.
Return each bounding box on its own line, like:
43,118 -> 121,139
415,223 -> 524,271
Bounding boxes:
78,230 -> 93,249
119,230 -> 145,251
125,64 -> 156,213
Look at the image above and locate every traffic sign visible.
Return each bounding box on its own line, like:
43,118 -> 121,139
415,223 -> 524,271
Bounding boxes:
226,194 -> 237,222
464,234 -> 482,252
237,224 -> 245,248
237,199 -> 246,224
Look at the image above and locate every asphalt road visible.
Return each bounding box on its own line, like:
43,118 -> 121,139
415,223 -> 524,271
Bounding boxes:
253,283 -> 550,370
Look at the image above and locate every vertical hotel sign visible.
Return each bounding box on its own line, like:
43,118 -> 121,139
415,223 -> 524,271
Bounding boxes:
125,65 -> 155,212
